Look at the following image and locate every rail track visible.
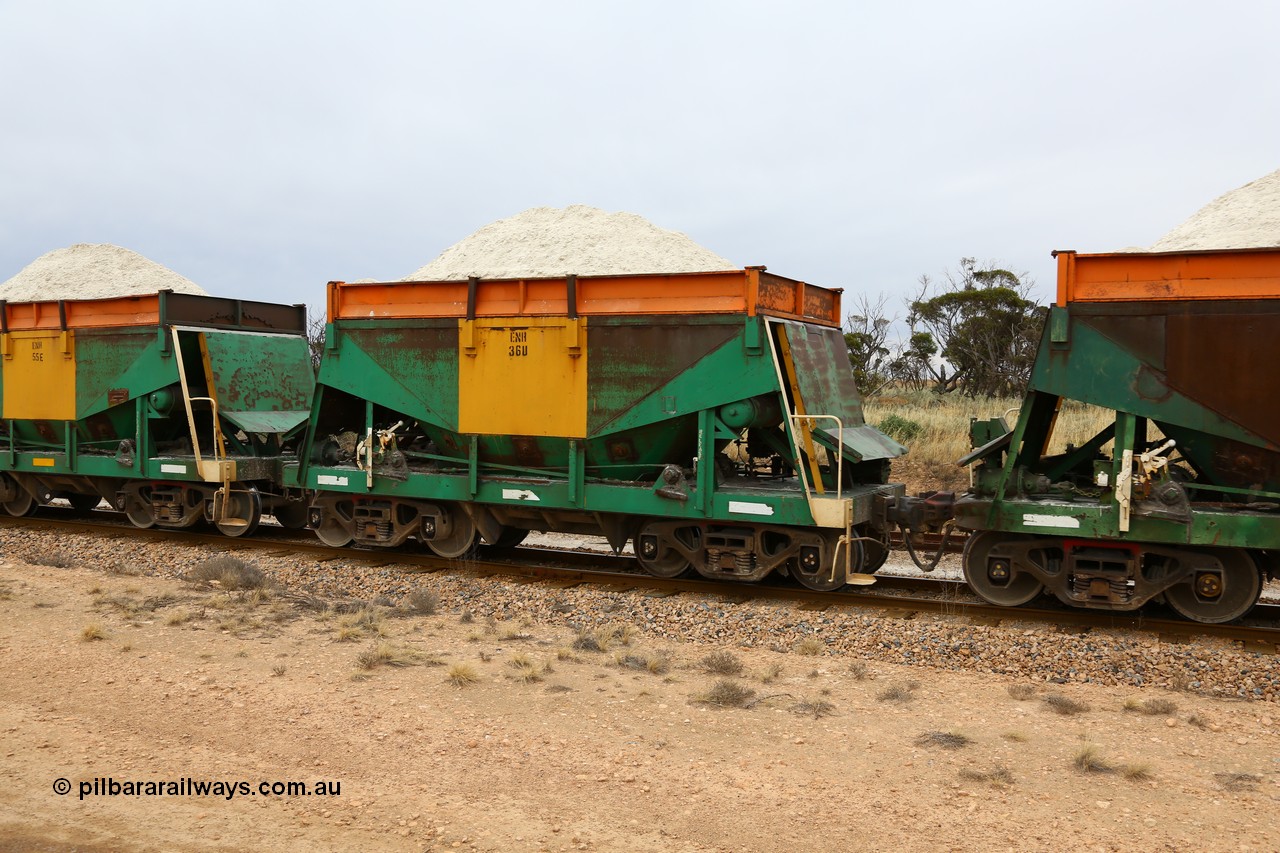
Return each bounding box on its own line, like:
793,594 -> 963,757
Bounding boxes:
3,507 -> 1278,652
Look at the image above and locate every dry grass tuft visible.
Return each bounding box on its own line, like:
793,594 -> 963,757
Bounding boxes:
345,608 -> 387,637
1124,697 -> 1177,716
105,559 -> 142,576
447,663 -> 480,688
246,588 -> 273,607
699,650 -> 745,676
334,625 -> 363,642
271,664 -> 286,677
1072,745 -> 1113,774
698,679 -> 757,708
571,630 -> 605,653
1043,693 -> 1090,716
793,637 -> 824,656
509,662 -> 543,684
847,660 -> 872,681
1006,683 -> 1037,701
355,642 -> 421,670
570,623 -> 634,653
959,765 -> 1015,786
877,680 -> 920,703
598,622 -> 636,647
80,622 -> 107,642
616,652 -> 670,675
400,588 -> 438,616
164,609 -> 192,627
31,550 -> 75,568
792,699 -> 836,719
915,731 -> 972,749
93,593 -> 179,618
1121,763 -> 1153,781
1215,772 -> 1262,792
186,556 -> 268,591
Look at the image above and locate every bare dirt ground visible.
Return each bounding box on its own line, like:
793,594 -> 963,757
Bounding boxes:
1,553 -> 1278,852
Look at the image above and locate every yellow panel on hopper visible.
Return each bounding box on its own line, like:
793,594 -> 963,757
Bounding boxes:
457,317 -> 586,438
2,330 -> 76,420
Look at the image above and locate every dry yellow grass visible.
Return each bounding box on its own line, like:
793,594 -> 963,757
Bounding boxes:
865,390 -> 1115,492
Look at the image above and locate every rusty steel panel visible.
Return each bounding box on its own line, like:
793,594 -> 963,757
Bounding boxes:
1075,300 -> 1280,448
164,293 -> 306,333
1163,304 -> 1280,448
339,324 -> 460,429
585,319 -> 741,434
202,331 -> 314,427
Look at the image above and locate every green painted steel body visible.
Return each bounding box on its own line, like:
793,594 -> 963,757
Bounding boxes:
957,298 -> 1280,550
295,308 -> 904,528
0,294 -> 314,489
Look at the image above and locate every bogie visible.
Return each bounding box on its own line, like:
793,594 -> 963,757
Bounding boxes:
960,531 -> 1263,623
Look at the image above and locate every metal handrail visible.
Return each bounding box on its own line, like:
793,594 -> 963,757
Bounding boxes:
788,413 -> 844,502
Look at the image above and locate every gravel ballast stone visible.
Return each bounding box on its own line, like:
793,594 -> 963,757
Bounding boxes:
3,525 -> 1278,702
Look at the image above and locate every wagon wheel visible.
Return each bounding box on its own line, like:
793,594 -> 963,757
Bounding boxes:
2,490 -> 34,517
861,526 -> 891,573
272,499 -> 310,530
634,521 -> 695,579
66,493 -> 103,512
962,531 -> 1044,607
791,536 -> 862,592
1164,548 -> 1261,624
216,487 -> 262,538
123,488 -> 155,529
484,526 -> 529,550
425,506 -> 477,559
316,494 -> 358,548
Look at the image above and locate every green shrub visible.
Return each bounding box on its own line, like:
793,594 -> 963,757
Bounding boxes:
876,414 -> 923,443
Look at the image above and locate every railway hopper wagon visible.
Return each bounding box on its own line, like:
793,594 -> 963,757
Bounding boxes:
919,248 -> 1280,623
297,268 -> 906,589
0,291 -> 315,535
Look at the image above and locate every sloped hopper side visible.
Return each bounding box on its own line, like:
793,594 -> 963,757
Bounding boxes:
1052,302 -> 1280,493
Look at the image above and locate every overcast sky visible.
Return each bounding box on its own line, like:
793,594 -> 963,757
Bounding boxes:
2,1 -> 1277,317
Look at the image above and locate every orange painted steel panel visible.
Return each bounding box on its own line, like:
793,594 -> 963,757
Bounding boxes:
328,269 -> 843,327
1056,248 -> 1280,306
3,294 -> 161,330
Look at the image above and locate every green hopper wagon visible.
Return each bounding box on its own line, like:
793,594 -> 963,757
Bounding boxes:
0,290 -> 315,535
297,267 -> 906,589
944,248 -> 1280,622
